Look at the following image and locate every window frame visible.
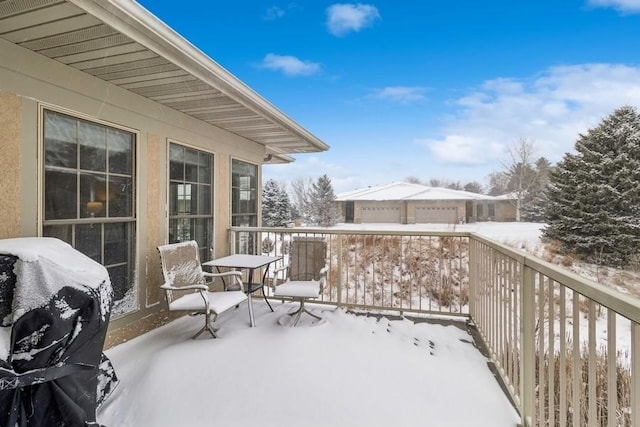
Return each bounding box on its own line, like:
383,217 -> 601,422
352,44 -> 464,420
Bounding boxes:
167,140 -> 215,262
38,104 -> 139,318
230,158 -> 259,254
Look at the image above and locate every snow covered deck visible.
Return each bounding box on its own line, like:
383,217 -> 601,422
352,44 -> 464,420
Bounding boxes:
97,301 -> 519,426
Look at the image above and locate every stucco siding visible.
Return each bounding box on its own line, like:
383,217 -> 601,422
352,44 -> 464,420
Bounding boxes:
0,92 -> 21,239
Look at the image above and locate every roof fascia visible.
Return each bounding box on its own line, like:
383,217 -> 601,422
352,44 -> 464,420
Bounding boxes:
67,0 -> 328,153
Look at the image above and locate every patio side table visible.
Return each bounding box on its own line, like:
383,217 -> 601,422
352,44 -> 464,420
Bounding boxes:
203,254 -> 282,327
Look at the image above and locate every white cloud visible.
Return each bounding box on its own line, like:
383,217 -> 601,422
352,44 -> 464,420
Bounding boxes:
369,86 -> 427,103
587,0 -> 640,13
263,6 -> 285,20
419,63 -> 640,165
259,53 -> 321,76
326,3 -> 380,37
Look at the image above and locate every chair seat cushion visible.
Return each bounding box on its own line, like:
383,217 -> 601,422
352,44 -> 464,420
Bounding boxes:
169,291 -> 247,314
273,281 -> 321,298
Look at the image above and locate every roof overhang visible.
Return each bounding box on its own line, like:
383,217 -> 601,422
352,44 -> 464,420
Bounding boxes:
0,0 -> 329,161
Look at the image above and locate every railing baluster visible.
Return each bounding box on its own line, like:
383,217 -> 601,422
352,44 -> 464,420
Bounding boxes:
632,321 -> 640,426
548,278 -> 555,427
559,285 -> 567,427
607,308 -> 616,427
522,265 -> 535,427
537,272 -> 545,426
572,291 -> 580,427
588,300 -> 596,426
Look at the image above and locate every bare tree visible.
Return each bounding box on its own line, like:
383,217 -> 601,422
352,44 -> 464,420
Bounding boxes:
289,176 -> 313,223
405,176 -> 423,184
500,137 -> 539,221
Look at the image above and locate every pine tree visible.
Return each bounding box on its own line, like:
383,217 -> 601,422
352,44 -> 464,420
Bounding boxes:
308,175 -> 340,227
543,106 -> 640,267
262,179 -> 291,227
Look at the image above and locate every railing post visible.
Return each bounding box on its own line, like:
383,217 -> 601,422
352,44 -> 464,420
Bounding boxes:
468,237 -> 476,319
228,229 -> 235,255
520,264 -> 535,427
632,321 -> 640,426
336,235 -> 343,307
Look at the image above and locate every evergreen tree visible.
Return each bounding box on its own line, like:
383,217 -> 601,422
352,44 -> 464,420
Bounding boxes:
308,175 -> 340,227
464,181 -> 484,194
543,106 -> 640,267
262,179 -> 291,227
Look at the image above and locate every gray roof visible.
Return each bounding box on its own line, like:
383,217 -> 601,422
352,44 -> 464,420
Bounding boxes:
337,182 -> 503,201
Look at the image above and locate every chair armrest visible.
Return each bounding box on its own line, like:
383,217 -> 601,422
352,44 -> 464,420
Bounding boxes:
202,271 -> 245,292
272,264 -> 289,275
318,265 -> 329,292
202,271 -> 243,279
160,283 -> 208,291
270,263 -> 290,290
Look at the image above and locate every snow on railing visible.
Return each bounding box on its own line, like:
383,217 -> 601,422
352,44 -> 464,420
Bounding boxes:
229,227 -> 640,427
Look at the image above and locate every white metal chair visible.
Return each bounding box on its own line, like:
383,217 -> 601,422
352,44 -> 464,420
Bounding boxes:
271,238 -> 328,326
158,241 -> 248,338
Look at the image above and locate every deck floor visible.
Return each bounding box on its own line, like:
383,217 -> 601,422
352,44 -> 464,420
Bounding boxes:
97,301 -> 520,427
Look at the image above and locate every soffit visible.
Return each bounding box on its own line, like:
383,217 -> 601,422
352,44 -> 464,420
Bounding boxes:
0,0 -> 328,162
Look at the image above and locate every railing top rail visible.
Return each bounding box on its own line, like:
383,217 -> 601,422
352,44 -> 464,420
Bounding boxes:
229,226 -> 471,238
233,227 -> 640,324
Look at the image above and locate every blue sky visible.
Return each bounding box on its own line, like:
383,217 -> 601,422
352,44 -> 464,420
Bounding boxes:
138,0 -> 640,193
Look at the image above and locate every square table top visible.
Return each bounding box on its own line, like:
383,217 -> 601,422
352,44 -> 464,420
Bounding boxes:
203,254 -> 282,270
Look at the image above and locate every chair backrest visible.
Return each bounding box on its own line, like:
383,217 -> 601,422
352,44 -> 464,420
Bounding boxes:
157,241 -> 206,304
289,237 -> 327,281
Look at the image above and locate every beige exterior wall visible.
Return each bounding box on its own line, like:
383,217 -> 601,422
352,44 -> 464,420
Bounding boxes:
471,200 -> 517,222
0,39 -> 267,346
349,200 -> 407,224
338,198 -> 517,224
408,200 -> 466,224
0,93 -> 21,238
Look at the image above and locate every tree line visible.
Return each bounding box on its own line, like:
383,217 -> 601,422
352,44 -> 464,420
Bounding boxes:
262,174 -> 340,228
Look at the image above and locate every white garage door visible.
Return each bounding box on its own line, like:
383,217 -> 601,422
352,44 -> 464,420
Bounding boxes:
415,207 -> 457,224
361,206 -> 401,223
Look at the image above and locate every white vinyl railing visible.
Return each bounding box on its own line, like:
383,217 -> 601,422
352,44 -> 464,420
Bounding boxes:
229,227 -> 640,426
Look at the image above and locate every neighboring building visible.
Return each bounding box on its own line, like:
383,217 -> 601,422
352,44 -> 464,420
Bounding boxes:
336,182 -> 516,224
0,0 -> 328,345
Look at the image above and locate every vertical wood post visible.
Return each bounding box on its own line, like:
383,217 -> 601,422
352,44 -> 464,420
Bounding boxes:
520,265 -> 535,426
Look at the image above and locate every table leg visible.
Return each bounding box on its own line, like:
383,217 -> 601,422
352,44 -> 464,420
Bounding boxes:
262,266 -> 274,312
247,293 -> 255,327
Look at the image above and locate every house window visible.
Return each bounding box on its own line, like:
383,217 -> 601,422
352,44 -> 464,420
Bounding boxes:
42,109 -> 136,316
477,204 -> 484,217
488,203 -> 496,217
168,143 -> 213,262
231,159 -> 258,254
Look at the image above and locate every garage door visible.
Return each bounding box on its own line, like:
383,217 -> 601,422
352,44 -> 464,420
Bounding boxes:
361,206 -> 401,223
415,207 -> 457,224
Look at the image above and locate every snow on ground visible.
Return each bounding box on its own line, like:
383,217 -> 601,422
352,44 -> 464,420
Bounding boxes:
97,303 -> 520,427
332,221 -> 544,248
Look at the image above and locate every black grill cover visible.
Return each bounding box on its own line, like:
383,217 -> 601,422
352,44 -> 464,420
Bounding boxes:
0,238 -> 118,427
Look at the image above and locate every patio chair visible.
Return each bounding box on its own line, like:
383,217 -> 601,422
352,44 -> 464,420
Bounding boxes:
157,241 -> 248,339
271,237 -> 328,326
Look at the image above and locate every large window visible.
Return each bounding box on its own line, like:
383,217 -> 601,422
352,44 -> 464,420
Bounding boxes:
168,143 -> 213,262
42,109 -> 136,317
231,159 -> 258,253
